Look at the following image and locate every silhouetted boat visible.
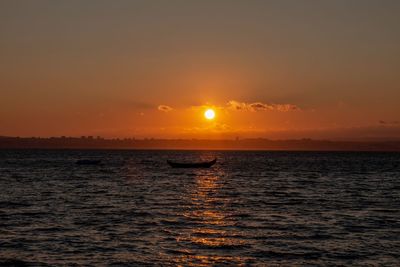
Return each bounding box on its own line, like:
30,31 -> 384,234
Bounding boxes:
167,158 -> 217,168
76,159 -> 101,165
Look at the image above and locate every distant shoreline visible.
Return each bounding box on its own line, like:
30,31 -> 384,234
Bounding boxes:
1,136 -> 399,151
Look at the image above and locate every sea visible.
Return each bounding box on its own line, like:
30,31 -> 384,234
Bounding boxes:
0,150 -> 399,266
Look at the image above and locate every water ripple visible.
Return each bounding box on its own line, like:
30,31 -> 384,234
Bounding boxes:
0,150 -> 399,265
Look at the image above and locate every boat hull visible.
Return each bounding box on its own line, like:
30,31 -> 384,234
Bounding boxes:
167,158 -> 216,168
76,159 -> 102,165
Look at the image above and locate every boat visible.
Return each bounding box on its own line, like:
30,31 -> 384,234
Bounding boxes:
76,159 -> 102,165
167,158 -> 217,168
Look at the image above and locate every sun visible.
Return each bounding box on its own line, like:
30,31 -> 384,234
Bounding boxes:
204,109 -> 215,120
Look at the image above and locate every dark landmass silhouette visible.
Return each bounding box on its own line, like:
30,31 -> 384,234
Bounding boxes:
1,136 -> 400,151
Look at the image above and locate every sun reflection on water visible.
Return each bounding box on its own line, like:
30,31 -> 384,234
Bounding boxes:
173,168 -> 250,266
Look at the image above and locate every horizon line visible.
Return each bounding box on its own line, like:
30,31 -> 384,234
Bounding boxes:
1,135 -> 400,142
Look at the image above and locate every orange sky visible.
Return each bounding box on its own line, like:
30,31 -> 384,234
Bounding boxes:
1,1 -> 399,140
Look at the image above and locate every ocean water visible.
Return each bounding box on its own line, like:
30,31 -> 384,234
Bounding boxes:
0,150 -> 399,266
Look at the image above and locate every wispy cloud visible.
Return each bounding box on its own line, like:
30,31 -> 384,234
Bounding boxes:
379,120 -> 399,125
188,100 -> 300,113
158,105 -> 173,112
227,100 -> 299,112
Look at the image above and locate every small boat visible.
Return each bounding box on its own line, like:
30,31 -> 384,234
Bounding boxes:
167,158 -> 217,168
76,159 -> 102,165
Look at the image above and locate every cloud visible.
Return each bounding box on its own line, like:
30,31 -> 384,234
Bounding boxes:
188,100 -> 300,113
158,105 -> 173,112
189,104 -> 224,111
227,100 -> 299,112
379,120 -> 399,125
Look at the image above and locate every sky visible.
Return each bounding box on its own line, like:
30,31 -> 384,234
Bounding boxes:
1,0 -> 400,140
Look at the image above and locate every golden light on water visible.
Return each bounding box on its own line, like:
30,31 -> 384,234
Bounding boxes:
173,163 -> 249,265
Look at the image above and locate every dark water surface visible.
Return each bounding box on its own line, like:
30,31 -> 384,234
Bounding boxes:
0,150 -> 399,266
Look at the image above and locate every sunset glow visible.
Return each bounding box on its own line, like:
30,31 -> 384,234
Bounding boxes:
0,1 -> 399,141
204,109 -> 215,120
1,2 -> 399,267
